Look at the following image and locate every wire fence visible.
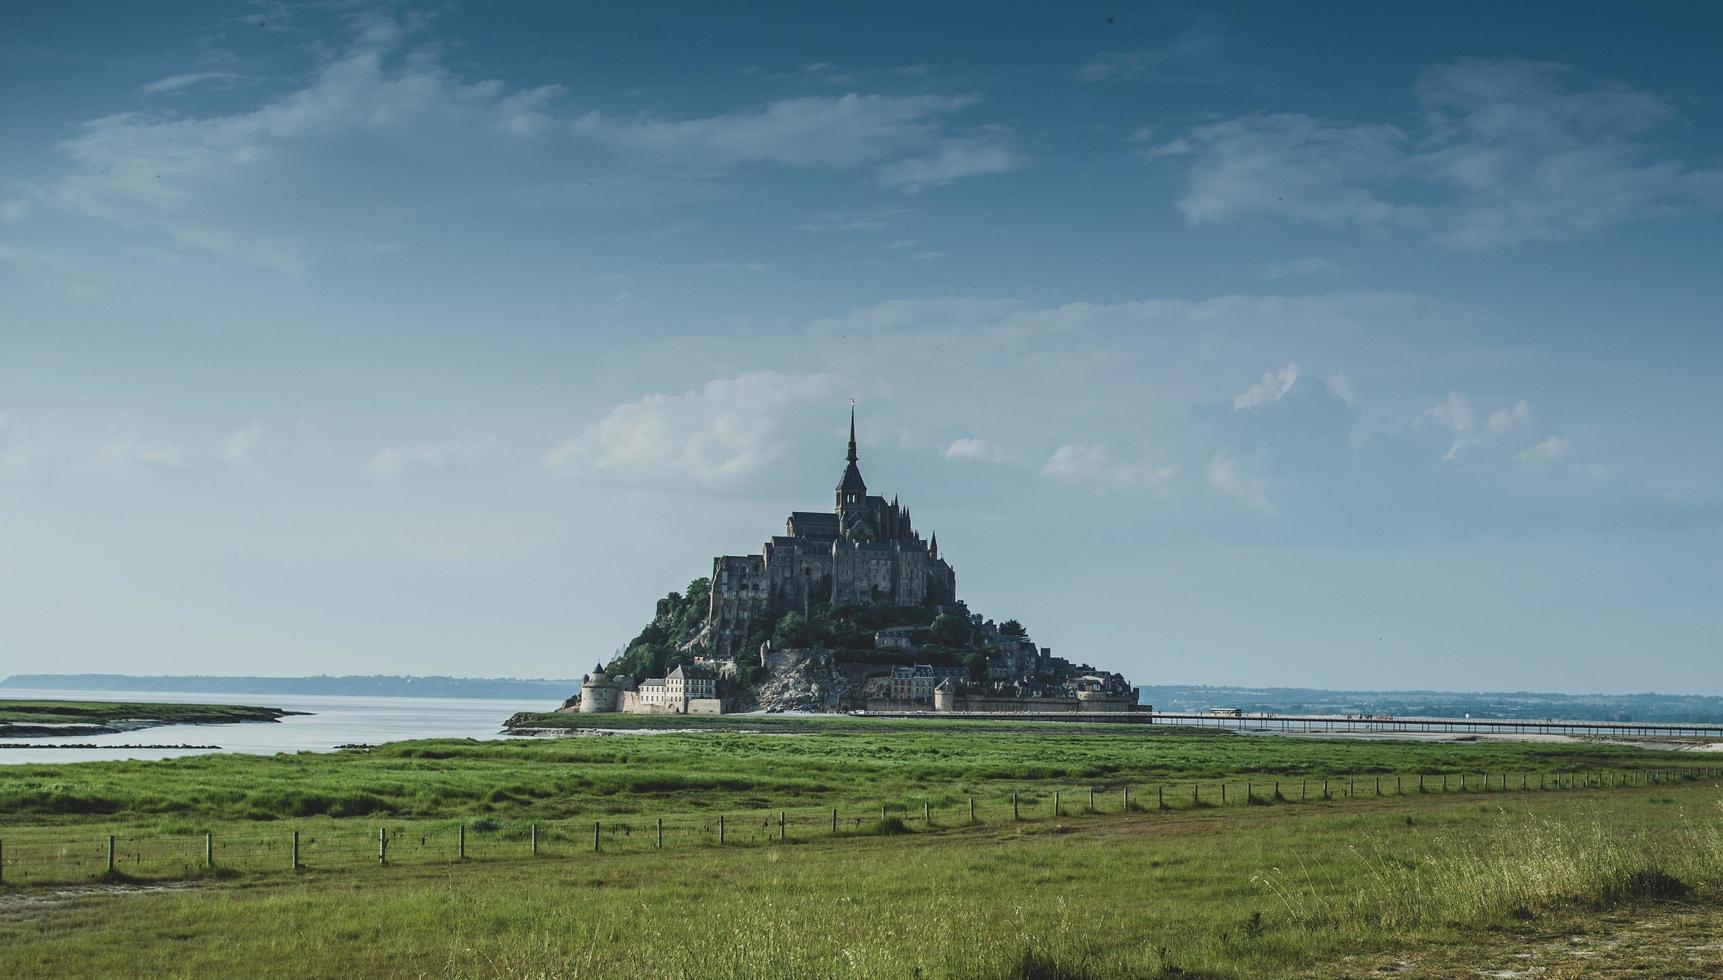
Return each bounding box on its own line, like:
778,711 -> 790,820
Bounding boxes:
1,765 -> 1716,888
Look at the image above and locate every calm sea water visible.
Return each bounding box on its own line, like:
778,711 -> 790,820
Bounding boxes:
0,688 -> 562,765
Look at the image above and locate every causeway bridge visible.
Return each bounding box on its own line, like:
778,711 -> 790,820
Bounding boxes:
1151,711 -> 1723,739
855,708 -> 1723,739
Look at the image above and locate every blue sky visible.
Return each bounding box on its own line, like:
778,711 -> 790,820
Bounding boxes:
2,2 -> 1720,692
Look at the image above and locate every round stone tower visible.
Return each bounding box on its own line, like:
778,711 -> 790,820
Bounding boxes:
579,663 -> 622,713
932,677 -> 957,712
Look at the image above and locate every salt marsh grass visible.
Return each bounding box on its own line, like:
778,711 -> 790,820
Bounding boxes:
1258,794 -> 1723,934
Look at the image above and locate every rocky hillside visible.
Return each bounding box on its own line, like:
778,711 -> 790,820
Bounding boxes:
749,651 -> 853,712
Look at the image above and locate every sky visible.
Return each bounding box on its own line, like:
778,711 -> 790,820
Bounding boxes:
2,1 -> 1720,693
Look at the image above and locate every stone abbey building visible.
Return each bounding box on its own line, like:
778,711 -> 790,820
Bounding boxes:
709,409 -> 957,659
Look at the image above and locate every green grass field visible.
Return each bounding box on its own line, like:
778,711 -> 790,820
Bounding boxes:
0,720 -> 1692,823
3,782 -> 1721,977
2,722 -> 1720,976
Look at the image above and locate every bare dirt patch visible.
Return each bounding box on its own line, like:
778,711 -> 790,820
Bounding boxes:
1319,903 -> 1723,978
0,882 -> 199,925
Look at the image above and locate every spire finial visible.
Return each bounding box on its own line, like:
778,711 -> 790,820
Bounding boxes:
847,399 -> 858,463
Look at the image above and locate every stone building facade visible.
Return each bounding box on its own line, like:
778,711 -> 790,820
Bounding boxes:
709,409 -> 957,659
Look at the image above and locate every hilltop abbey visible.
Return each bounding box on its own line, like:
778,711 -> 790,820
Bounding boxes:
708,408 -> 957,659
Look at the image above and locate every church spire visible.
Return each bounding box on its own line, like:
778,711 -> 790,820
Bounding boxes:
847,400 -> 858,463
836,401 -> 868,505
930,532 -> 939,560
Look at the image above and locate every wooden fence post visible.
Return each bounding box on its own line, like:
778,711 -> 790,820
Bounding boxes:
459,825 -> 465,861
1418,774 -> 1424,793
1375,777 -> 1380,796
1088,787 -> 1094,813
834,809 -> 840,834
1123,786 -> 1129,812
291,830 -> 299,870
1,838 -> 5,885
719,815 -> 725,845
881,802 -> 888,823
1054,791 -> 1061,817
1322,778 -> 1329,800
206,832 -> 213,869
594,821 -> 601,853
378,828 -> 386,865
1220,784 -> 1226,805
1013,793 -> 1020,820
1158,786 -> 1164,809
781,811 -> 788,841
530,824 -> 537,857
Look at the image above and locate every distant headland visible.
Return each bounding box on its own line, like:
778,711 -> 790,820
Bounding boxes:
0,674 -> 579,700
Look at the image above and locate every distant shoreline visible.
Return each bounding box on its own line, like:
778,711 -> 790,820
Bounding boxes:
0,674 -> 578,701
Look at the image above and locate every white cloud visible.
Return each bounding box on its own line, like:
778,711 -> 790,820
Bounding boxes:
942,437 -> 999,461
873,132 -> 1024,192
1159,113 -> 1408,229
1518,435 -> 1570,464
1157,59 -> 1723,248
1206,450 -> 1275,515
1324,372 -> 1357,407
95,439 -> 193,474
1426,393 -> 1537,461
542,372 -> 832,486
1426,391 -> 1478,460
139,72 -> 242,95
45,19 -> 1019,272
1040,443 -> 1174,489
370,433 -> 497,477
1488,400 -> 1532,433
576,94 -> 1022,192
76,425 -> 270,476
1233,363 -> 1301,410
1427,391 -> 1476,435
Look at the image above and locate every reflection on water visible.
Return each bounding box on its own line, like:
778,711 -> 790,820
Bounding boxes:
0,688 -> 561,765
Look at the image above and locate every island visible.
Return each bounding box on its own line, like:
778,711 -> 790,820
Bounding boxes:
511,407 -> 1141,730
0,700 -> 302,739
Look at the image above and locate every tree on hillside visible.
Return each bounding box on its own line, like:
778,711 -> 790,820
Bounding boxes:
608,578 -> 713,681
999,619 -> 1027,637
773,612 -> 816,648
930,612 -> 971,647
